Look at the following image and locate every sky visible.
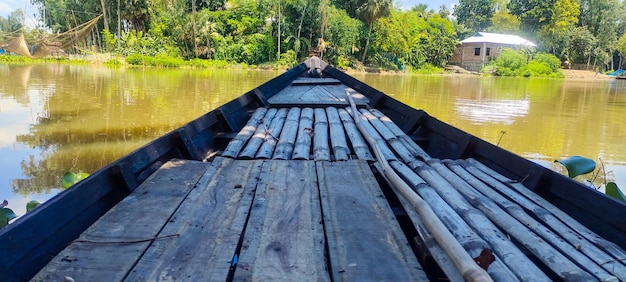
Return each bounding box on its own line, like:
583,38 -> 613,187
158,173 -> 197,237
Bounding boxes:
399,0 -> 458,11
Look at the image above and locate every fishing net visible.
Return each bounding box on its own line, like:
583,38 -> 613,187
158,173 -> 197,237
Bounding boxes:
0,15 -> 102,58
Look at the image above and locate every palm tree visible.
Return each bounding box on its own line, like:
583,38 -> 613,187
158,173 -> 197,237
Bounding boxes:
357,0 -> 391,63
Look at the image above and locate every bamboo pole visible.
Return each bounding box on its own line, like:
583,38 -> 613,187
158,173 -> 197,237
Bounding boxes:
379,162 -> 464,281
466,159 -> 626,270
337,109 -> 373,161
313,108 -> 330,161
426,160 -> 598,281
222,108 -> 268,158
272,107 -> 301,160
360,108 -> 418,167
387,161 -> 518,281
455,160 -> 626,280
411,163 -> 552,281
255,109 -> 288,159
292,108 -> 314,160
325,107 -> 349,161
238,108 -> 278,159
345,93 -> 493,282
369,109 -> 431,161
345,107 -> 396,161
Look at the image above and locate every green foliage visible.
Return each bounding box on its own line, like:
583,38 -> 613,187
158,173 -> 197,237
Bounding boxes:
606,182 -> 626,202
62,171 -> 90,189
618,33 -> 626,59
489,49 -> 563,77
26,200 -> 40,212
375,10 -> 457,69
487,11 -> 521,33
101,29 -> 117,52
104,59 -> 122,67
508,0 -> 556,32
125,53 -> 185,67
555,157 -> 625,202
492,48 -> 528,76
454,0 -> 496,32
277,50 -> 297,67
0,9 -> 25,32
334,55 -> 353,70
568,26 -> 597,64
0,199 -> 42,228
0,200 -> 16,228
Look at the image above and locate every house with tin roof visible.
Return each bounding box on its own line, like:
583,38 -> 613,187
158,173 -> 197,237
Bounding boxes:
448,32 -> 537,72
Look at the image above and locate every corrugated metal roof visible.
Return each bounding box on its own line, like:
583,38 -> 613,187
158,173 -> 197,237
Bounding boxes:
460,32 -> 537,47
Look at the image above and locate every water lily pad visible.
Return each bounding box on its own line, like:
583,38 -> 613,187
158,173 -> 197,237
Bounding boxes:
555,156 -> 596,178
606,182 -> 626,203
26,200 -> 40,212
1,207 -> 17,228
62,172 -> 90,188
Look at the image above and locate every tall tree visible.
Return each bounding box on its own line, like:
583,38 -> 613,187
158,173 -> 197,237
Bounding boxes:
508,0 -> 556,32
356,0 -> 391,63
537,0 -> 579,59
0,9 -> 25,32
453,0 -> 496,32
487,11 -> 520,33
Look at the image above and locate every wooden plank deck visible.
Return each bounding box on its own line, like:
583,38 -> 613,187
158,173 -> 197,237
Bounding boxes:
268,78 -> 369,106
35,158 -> 427,281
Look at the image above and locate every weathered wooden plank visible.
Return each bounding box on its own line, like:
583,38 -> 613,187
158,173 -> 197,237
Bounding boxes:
233,160 -> 328,281
425,160 -> 598,281
222,108 -> 268,158
411,162 -> 551,281
317,160 -> 428,281
126,158 -> 263,281
291,78 -> 341,85
388,161 -> 518,281
272,107 -> 301,160
238,108 -> 279,159
346,107 -> 397,161
313,108 -> 330,161
326,107 -> 350,160
463,159 -> 626,279
255,108 -> 288,159
292,108 -> 314,160
337,109 -> 374,161
268,84 -> 368,106
33,159 -> 211,281
369,109 -> 431,161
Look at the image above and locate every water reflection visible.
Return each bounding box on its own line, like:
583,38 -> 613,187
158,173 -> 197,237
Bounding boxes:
357,73 -> 626,190
0,65 -> 280,207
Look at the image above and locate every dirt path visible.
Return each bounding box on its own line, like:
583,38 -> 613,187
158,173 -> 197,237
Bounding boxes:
561,69 -> 612,80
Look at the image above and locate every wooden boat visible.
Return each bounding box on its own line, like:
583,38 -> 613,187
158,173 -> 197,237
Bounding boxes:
2,57 -> 625,281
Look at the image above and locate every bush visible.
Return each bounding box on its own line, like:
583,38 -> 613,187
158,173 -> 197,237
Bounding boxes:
532,53 -> 561,72
277,50 -> 297,68
104,59 -> 122,67
125,54 -> 144,65
489,49 -> 563,77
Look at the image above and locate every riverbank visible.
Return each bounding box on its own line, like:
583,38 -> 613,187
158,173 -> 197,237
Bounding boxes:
1,53 -> 615,81
561,69 -> 612,80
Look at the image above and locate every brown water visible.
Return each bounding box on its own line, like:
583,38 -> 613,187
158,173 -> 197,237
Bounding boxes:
1,64 -> 625,214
